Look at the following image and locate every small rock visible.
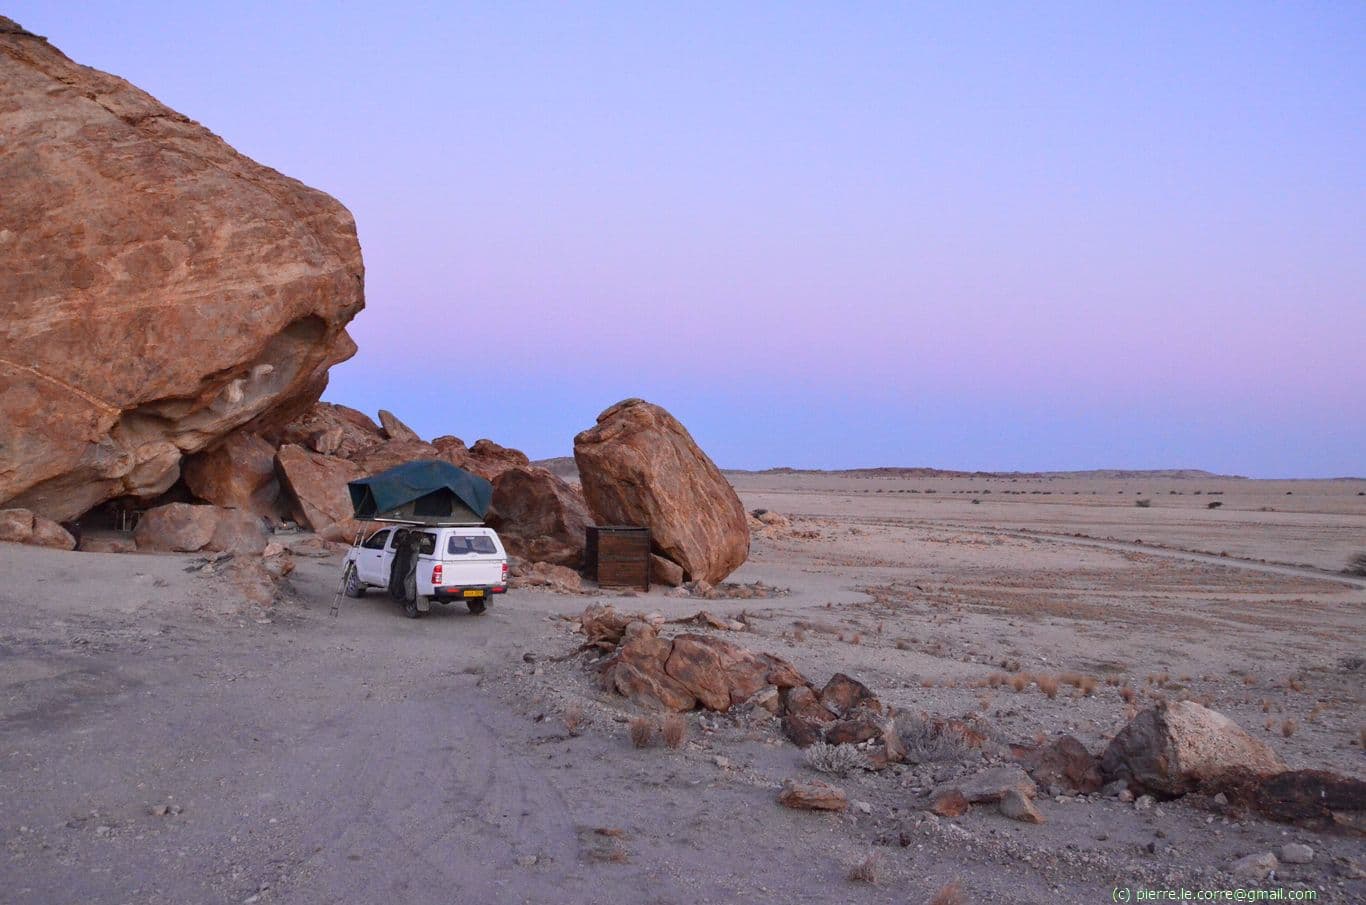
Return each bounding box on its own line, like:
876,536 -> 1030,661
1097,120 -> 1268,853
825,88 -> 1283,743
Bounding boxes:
777,778 -> 848,812
151,805 -> 170,817
94,825 -> 112,837
1000,789 -> 1045,824
1135,794 -> 1155,811
516,854 -> 538,867
1229,852 -> 1278,880
1101,779 -> 1129,798
713,756 -> 730,769
1118,789 -> 1135,803
929,789 -> 971,818
1212,792 -> 1228,806
853,800 -> 872,815
1279,843 -> 1313,865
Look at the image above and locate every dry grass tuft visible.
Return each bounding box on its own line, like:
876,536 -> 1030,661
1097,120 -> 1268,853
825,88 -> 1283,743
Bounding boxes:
629,716 -> 655,749
1036,674 -> 1059,698
978,693 -> 992,711
1119,685 -> 1136,703
1308,703 -> 1325,724
1286,677 -> 1304,692
929,880 -> 966,905
1281,720 -> 1296,738
895,638 -> 912,650
1264,718 -> 1276,732
1010,674 -> 1030,692
1261,698 -> 1272,713
849,634 -> 862,646
563,704 -> 585,737
793,628 -> 807,643
988,673 -> 1007,688
846,852 -> 882,885
805,742 -> 871,776
661,714 -> 688,749
1078,676 -> 1098,697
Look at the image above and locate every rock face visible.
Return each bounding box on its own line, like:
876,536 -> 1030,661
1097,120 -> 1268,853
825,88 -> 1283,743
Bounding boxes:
1021,735 -> 1104,794
272,403 -> 383,459
274,445 -> 364,541
489,467 -> 591,567
182,432 -> 281,517
573,399 -> 749,584
0,18 -> 364,523
1101,701 -> 1287,797
133,503 -> 267,554
0,508 -> 76,550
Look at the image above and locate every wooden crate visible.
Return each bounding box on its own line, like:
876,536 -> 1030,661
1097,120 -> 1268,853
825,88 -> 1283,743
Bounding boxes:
586,526 -> 650,591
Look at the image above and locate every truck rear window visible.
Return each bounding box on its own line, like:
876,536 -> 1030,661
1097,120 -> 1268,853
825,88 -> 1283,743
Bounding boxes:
448,535 -> 497,556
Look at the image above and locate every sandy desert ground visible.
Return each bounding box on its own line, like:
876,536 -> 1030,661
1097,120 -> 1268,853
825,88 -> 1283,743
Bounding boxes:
2,473 -> 1363,904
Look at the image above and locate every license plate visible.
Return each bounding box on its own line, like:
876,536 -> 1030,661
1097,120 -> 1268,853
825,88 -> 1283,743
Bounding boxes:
462,589 -> 485,598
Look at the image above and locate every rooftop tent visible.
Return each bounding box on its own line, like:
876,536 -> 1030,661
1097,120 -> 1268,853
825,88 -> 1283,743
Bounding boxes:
347,459 -> 492,526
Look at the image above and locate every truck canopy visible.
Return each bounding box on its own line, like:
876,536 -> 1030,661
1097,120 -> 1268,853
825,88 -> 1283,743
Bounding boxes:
347,460 -> 493,526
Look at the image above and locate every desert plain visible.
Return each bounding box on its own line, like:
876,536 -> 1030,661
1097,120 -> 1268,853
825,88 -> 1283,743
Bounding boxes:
2,470 -> 1363,904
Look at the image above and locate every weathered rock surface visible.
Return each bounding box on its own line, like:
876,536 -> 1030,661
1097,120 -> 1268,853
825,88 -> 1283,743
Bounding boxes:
999,789 -> 1045,824
650,553 -> 685,587
133,503 -> 267,554
942,765 -> 1037,803
446,439 -> 531,481
1021,735 -> 1104,794
0,18 -> 364,523
573,399 -> 749,584
781,685 -> 838,748
182,431 -> 280,516
509,561 -> 583,594
929,789 -> 971,817
274,445 -> 364,541
1249,769 -> 1366,833
377,410 -> 422,444
1101,701 -> 1286,797
777,779 -> 847,812
0,508 -> 76,550
272,403 -> 383,460
78,535 -> 137,554
489,467 -> 591,567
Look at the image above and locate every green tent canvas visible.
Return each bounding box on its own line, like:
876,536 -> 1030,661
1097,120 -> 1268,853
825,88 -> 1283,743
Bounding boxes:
347,460 -> 492,526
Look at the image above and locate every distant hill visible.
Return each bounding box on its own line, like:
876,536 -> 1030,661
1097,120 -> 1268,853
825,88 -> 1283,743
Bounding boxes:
721,466 -> 1244,480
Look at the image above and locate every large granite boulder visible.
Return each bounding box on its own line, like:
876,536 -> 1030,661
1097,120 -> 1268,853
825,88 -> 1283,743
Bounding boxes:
489,466 -> 591,567
182,431 -> 281,517
274,445 -> 364,541
377,410 -> 423,444
0,17 -> 364,523
0,508 -> 76,550
133,502 -> 268,554
1101,701 -> 1286,797
573,399 -> 749,584
443,439 -> 531,482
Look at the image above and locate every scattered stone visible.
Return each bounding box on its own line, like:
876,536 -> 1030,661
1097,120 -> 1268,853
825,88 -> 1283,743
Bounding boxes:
777,779 -> 848,812
929,789 -> 971,818
515,854 -> 539,868
1228,852 -> 1278,880
1135,794 -> 1155,811
1100,701 -> 1286,796
941,765 -> 1037,804
1000,789 -> 1045,824
1279,843 -> 1313,865
488,466 -> 591,568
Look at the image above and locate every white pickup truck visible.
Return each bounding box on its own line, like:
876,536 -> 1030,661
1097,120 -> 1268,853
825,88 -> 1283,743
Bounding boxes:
342,525 -> 509,618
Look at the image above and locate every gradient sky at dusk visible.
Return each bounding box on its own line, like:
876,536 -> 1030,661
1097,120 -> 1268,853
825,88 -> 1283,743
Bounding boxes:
14,2 -> 1364,476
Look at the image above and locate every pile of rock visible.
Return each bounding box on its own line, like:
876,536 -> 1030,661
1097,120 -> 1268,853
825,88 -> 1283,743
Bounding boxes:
0,508 -> 76,551
576,605 -> 905,765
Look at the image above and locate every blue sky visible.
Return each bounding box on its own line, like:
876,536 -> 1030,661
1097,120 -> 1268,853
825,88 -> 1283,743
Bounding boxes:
13,2 -> 1365,475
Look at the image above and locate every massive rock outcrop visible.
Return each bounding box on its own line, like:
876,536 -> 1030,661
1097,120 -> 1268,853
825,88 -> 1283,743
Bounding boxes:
0,17 -> 364,522
182,431 -> 281,517
573,399 -> 749,584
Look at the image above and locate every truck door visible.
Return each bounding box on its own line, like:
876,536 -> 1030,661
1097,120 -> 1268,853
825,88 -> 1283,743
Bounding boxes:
356,528 -> 391,583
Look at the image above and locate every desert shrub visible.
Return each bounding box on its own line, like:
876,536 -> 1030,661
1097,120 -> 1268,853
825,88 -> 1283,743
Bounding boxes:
1281,720 -> 1297,738
661,714 -> 688,749
846,852 -> 881,884
563,704 -> 585,736
1035,675 -> 1059,698
803,742 -> 870,776
895,713 -> 969,764
629,716 -> 655,749
1207,501 -> 1223,509
1135,499 -> 1152,508
1346,552 -> 1366,576
929,880 -> 966,905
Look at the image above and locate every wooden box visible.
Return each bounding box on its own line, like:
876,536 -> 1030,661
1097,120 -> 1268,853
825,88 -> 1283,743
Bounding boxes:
586,525 -> 651,591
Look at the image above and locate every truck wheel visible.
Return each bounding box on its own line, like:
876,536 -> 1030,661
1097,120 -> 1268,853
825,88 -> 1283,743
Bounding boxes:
343,564 -> 365,598
466,600 -> 487,615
